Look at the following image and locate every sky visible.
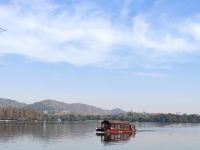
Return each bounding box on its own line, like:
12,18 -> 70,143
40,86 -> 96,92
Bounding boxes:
0,0 -> 200,114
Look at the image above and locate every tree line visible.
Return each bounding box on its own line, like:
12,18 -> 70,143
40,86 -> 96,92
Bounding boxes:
0,107 -> 45,121
48,112 -> 200,123
1,107 -> 200,123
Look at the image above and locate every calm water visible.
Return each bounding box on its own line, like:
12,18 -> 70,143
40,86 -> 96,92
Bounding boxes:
0,121 -> 200,150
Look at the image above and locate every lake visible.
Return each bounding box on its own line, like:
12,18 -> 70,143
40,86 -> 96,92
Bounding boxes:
0,121 -> 200,150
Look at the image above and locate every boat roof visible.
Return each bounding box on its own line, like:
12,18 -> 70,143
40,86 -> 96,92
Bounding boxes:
101,120 -> 132,125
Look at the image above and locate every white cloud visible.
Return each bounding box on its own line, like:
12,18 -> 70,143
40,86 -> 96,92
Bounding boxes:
131,16 -> 198,53
0,0 -> 121,66
131,72 -> 167,78
0,0 -> 200,68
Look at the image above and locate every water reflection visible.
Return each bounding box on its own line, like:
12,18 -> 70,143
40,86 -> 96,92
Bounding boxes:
96,133 -> 135,145
1,122 -> 200,150
0,121 -> 98,143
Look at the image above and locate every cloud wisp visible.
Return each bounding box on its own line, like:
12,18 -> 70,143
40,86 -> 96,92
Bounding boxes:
131,72 -> 168,78
0,0 -> 200,68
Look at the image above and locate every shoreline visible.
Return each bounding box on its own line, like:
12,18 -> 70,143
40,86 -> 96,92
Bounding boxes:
0,120 -> 200,124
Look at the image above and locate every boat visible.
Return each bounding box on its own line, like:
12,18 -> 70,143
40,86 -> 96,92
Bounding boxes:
96,120 -> 136,134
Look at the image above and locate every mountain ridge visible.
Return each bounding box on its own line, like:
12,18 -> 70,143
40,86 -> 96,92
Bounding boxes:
0,98 -> 126,115
0,98 -> 27,107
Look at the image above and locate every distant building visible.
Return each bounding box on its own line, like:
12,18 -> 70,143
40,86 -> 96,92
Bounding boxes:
57,118 -> 62,122
43,110 -> 48,114
142,111 -> 147,115
176,112 -> 182,115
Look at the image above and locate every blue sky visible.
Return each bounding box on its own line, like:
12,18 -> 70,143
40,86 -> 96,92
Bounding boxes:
0,0 -> 200,114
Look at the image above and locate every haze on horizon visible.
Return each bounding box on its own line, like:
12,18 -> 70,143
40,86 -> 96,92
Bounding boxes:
0,0 -> 200,114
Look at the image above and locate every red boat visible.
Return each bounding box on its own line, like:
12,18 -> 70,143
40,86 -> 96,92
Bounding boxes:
96,120 -> 136,134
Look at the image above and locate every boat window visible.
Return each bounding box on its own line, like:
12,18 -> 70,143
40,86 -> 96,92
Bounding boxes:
122,125 -> 129,130
111,124 -> 120,129
111,124 -> 131,129
117,125 -> 121,129
102,123 -> 110,129
111,135 -> 114,140
111,124 -> 115,129
114,124 -> 117,129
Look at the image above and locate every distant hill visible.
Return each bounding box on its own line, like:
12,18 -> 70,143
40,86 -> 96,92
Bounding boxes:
110,108 -> 126,115
29,99 -> 70,114
0,98 -> 27,107
0,98 -> 126,115
68,103 -> 110,115
30,100 -> 126,115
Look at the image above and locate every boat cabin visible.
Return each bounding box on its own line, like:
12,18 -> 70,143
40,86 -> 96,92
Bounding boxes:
96,120 -> 136,133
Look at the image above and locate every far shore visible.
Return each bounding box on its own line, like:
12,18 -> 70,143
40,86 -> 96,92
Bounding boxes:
0,120 -> 200,124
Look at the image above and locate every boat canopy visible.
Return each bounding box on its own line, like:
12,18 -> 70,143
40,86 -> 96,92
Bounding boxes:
101,120 -> 132,125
